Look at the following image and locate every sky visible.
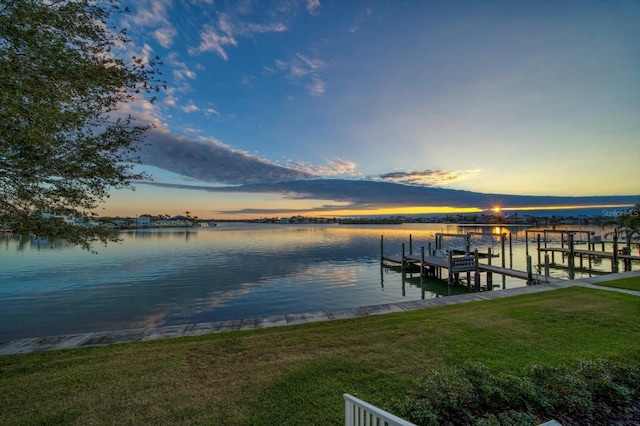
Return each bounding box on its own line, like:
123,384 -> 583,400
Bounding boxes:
102,0 -> 640,219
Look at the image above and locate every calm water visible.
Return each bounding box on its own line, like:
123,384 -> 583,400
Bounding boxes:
0,223 -> 626,341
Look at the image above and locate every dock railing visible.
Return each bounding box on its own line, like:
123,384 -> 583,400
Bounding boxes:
344,394 -> 416,426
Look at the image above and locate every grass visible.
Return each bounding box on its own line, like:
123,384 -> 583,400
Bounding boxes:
595,275 -> 640,291
1,286 -> 639,425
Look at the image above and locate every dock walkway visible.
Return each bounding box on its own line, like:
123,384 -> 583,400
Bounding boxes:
539,247 -> 640,262
1,271 -> 638,356
383,253 -> 557,285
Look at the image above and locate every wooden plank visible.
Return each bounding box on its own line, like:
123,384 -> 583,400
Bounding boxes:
539,247 -> 640,261
478,264 -> 562,283
405,254 -> 449,268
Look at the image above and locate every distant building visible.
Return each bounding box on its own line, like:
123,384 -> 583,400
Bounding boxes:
111,219 -> 130,228
40,211 -> 78,225
133,216 -> 154,228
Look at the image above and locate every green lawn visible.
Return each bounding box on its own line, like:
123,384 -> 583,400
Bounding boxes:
1,286 -> 639,425
595,275 -> 640,291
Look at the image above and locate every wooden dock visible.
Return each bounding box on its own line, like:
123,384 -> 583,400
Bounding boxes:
380,229 -> 639,290
539,247 -> 640,261
478,264 -> 562,283
382,249 -> 556,289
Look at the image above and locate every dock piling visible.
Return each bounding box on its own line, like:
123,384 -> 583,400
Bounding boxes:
568,233 -> 575,280
612,233 -> 618,273
474,248 -> 481,290
544,254 -> 550,282
509,232 -> 513,268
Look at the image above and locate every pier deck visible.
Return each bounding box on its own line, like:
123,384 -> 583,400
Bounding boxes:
382,253 -> 561,285
538,247 -> 640,261
478,264 -> 562,283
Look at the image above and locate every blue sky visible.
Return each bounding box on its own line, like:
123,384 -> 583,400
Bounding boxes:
104,0 -> 640,219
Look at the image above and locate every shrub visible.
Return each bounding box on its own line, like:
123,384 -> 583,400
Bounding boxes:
391,359 -> 639,426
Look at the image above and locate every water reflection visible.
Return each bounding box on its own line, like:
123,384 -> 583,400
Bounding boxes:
0,223 -> 632,341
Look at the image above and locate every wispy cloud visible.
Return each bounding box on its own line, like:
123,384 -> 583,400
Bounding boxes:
349,7 -> 372,34
127,0 -> 177,48
154,26 -> 177,48
274,54 -> 327,96
189,12 -> 287,60
307,0 -> 321,15
181,101 -> 200,113
292,158 -> 359,177
374,169 -> 482,186
190,20 -> 238,60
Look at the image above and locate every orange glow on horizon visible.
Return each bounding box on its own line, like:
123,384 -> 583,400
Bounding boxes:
99,199 -> 635,220
499,204 -> 633,212
314,206 -> 484,218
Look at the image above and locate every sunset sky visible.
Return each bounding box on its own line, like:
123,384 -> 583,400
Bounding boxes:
103,0 -> 639,219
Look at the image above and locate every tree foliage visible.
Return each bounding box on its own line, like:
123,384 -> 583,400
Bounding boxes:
603,204 -> 640,245
0,0 -> 162,250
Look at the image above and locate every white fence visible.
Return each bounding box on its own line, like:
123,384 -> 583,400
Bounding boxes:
344,394 -> 416,426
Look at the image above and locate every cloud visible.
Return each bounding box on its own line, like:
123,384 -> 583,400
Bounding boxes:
307,0 -> 321,15
349,6 -> 372,33
168,53 -> 197,81
190,21 -> 238,60
292,158 -> 359,176
140,178 -> 640,215
139,130 -> 315,185
154,27 -> 177,48
127,0 -> 177,47
189,12 -> 287,60
181,101 -> 200,113
273,54 -> 328,96
374,169 -> 482,186
137,130 -> 638,213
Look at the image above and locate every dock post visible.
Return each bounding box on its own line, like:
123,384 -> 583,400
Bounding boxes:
625,235 -> 632,271
487,247 -> 492,291
447,250 -> 453,286
544,254 -> 550,282
401,243 -> 405,273
428,242 -> 432,256
537,234 -> 541,272
587,231 -> 596,272
526,255 -> 533,285
509,232 -> 513,268
466,233 -> 472,286
409,234 -> 413,255
421,246 -> 425,277
501,234 -> 506,288
380,235 -> 384,264
612,232 -> 619,273
568,233 -> 575,280
474,249 -> 481,291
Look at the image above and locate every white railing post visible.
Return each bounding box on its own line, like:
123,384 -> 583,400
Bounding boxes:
343,393 -> 416,426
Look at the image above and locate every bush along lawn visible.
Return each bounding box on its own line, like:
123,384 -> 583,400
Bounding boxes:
391,359 -> 640,426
